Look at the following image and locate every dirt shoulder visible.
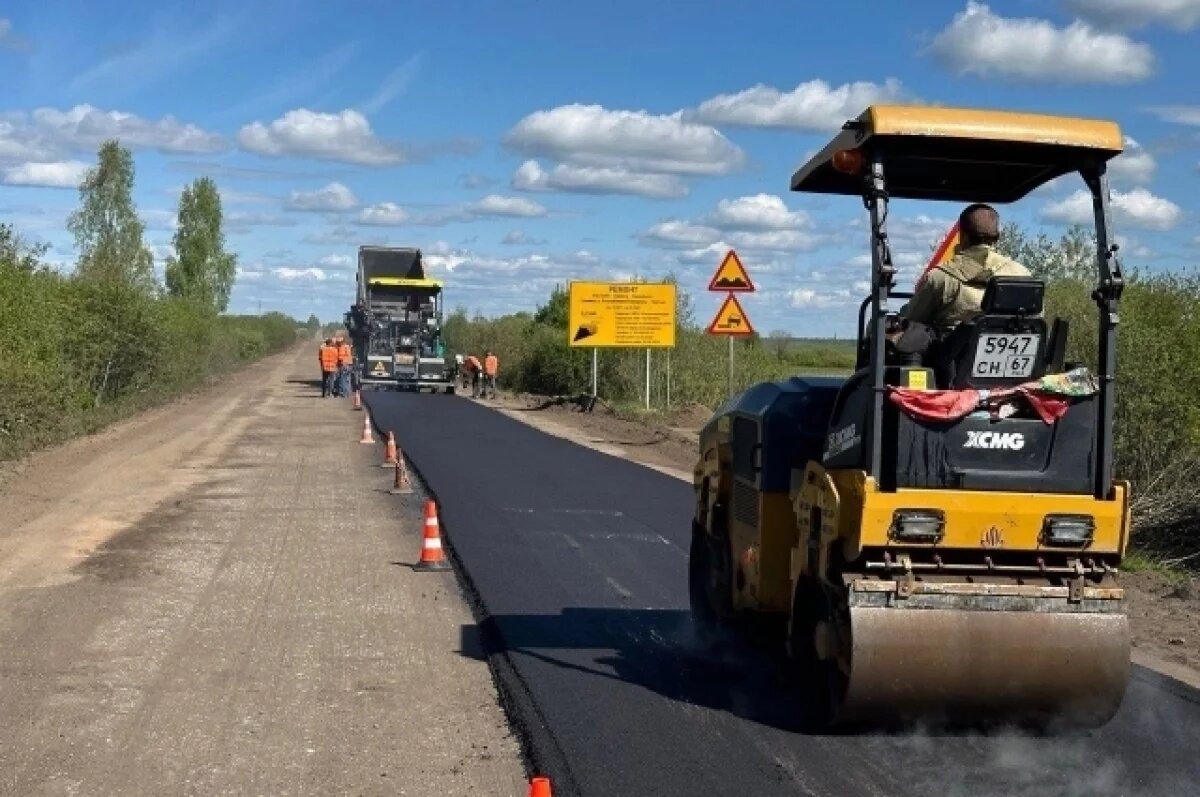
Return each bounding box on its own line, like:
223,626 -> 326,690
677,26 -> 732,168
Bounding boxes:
478,389 -> 1200,689
0,345 -> 525,796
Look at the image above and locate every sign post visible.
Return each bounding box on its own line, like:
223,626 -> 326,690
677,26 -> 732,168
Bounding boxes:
706,250 -> 755,398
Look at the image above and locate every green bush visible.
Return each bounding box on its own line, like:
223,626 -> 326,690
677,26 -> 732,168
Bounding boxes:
0,261 -> 299,461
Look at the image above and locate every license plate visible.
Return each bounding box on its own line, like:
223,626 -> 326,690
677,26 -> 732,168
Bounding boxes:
972,333 -> 1038,378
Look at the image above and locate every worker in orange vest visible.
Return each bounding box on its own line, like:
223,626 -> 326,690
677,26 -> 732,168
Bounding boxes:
483,351 -> 499,399
464,354 -> 483,398
336,335 -> 353,398
318,338 -> 340,397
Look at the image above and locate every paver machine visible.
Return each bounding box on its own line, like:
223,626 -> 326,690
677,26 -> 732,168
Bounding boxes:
345,246 -> 455,394
690,106 -> 1131,728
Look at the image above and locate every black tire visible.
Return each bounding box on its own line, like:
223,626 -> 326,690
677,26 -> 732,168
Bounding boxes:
787,580 -> 847,730
688,515 -> 733,645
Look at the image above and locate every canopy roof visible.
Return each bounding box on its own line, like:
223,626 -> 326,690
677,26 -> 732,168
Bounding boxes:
790,105 -> 1123,203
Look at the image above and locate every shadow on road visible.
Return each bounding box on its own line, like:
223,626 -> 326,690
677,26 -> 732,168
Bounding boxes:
459,607 -> 837,734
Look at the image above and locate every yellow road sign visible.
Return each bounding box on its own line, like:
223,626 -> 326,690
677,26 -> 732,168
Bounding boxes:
707,249 -> 754,292
568,282 -> 676,348
371,361 -> 388,374
707,293 -> 754,336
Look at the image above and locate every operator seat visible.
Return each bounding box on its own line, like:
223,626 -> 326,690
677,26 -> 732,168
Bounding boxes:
931,276 -> 1048,389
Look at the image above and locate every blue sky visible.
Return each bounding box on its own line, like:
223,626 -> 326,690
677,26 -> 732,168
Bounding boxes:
2,0 -> 1198,336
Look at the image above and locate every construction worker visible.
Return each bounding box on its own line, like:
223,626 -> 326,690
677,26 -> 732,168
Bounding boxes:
464,354 -> 483,398
336,335 -> 353,398
319,337 -> 339,397
484,351 -> 499,399
900,203 -> 1031,332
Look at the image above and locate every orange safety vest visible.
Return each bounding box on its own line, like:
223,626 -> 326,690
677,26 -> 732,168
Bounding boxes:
484,355 -> 498,376
319,345 -> 339,372
465,355 -> 482,372
337,343 -> 352,366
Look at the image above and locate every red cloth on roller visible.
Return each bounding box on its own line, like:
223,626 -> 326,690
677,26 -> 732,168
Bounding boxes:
888,386 -> 1073,424
888,388 -> 981,421
1014,389 -> 1071,423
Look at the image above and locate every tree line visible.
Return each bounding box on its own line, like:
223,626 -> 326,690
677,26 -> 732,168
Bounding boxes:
0,139 -> 299,462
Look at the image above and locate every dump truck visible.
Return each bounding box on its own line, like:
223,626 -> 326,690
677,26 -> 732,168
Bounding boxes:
344,246 -> 454,393
690,105 -> 1130,729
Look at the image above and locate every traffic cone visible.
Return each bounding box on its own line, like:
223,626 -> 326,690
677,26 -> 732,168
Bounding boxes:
414,499 -> 450,571
389,451 -> 413,495
359,413 -> 375,444
352,390 -> 362,411
528,777 -> 553,797
381,431 -> 398,467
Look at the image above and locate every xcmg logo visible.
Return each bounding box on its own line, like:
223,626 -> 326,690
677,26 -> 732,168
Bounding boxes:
963,431 -> 1025,451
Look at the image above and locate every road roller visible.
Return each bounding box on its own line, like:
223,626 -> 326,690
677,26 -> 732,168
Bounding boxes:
690,105 -> 1131,728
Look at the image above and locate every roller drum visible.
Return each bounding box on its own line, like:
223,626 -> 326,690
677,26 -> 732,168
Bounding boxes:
837,588 -> 1130,727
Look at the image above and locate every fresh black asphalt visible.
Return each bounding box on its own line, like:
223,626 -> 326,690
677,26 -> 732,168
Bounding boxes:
366,390 -> 1200,797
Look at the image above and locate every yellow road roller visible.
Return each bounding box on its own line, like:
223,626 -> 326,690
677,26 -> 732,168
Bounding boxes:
690,105 -> 1131,728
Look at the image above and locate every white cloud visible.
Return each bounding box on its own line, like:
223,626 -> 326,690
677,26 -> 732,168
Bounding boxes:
357,202 -> 409,226
318,253 -> 354,270
642,194 -> 832,257
468,194 -> 547,218
359,54 -> 423,115
928,2 -> 1154,83
505,103 -> 744,176
273,267 -> 328,282
1146,105 -> 1200,126
501,230 -> 546,246
141,208 -> 177,232
238,109 -> 405,166
285,181 -> 359,212
512,159 -> 687,199
693,78 -> 906,131
1064,0 -> 1200,31
0,17 -> 31,52
790,288 -> 853,309
236,266 -> 265,282
0,105 -> 224,163
729,229 -> 824,252
640,221 -> 722,248
1041,188 -> 1182,230
1,160 -> 88,188
704,194 -> 809,230
1109,137 -> 1156,185
226,212 -> 298,232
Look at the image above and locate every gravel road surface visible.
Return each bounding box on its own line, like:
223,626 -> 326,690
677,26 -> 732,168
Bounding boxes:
0,347 -> 525,796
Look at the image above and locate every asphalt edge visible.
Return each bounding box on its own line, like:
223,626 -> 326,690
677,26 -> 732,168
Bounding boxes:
362,391 -> 585,797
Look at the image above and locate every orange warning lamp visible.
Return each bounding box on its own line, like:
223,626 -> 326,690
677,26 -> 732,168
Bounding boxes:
832,148 -> 864,175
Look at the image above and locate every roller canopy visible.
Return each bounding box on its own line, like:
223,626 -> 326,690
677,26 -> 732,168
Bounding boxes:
791,105 -> 1124,203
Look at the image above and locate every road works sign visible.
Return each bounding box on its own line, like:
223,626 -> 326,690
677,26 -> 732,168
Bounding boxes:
707,293 -> 754,336
917,222 -> 960,288
707,249 -> 755,292
567,281 -> 676,348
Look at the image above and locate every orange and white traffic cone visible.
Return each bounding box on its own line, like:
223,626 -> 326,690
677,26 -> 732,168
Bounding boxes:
381,431 -> 398,467
359,413 -> 375,444
352,389 -> 362,411
528,777 -> 553,797
414,499 -> 450,571
389,451 -> 413,495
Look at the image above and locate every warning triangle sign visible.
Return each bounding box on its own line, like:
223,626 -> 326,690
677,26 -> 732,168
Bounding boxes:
707,294 -> 754,336
372,361 -> 387,374
707,250 -> 754,293
917,222 -> 961,289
